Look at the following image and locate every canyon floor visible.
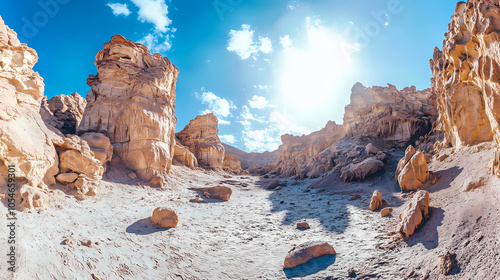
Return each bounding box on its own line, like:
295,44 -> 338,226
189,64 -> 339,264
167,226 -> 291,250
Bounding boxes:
1,144 -> 500,280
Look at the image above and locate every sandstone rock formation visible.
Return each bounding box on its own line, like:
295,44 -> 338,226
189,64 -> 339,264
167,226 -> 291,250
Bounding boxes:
369,190 -> 383,211
222,143 -> 280,170
430,1 -> 500,176
173,139 -> 198,170
78,35 -> 179,182
283,241 -> 336,269
269,121 -> 346,179
41,92 -> 86,135
396,145 -> 429,192
80,132 -> 113,165
0,16 -> 59,209
151,207 -> 178,228
344,83 -> 435,147
381,207 -> 392,217
399,190 -> 430,238
340,157 -> 384,182
176,113 -> 225,170
176,113 -> 246,174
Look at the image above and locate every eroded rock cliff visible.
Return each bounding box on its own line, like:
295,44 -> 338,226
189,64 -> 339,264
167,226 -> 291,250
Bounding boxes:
344,83 -> 435,147
78,35 -> 179,182
41,92 -> 86,135
0,16 -> 60,209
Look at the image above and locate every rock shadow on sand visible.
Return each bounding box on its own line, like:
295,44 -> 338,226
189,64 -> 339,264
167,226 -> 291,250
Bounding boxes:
126,218 -> 173,235
283,254 -> 336,279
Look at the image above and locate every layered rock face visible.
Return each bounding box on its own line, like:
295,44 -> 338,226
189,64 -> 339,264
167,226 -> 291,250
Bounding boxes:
78,35 -> 179,182
271,121 -> 346,179
430,1 -> 500,175
173,139 -> 198,170
0,16 -> 60,208
41,92 -> 86,135
344,83 -> 435,147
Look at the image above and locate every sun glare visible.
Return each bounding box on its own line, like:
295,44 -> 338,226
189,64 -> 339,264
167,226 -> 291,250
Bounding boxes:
274,19 -> 358,127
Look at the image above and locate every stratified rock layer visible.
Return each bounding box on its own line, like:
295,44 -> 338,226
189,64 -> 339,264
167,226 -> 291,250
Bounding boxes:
78,35 -> 179,182
344,83 -> 435,147
0,16 -> 59,209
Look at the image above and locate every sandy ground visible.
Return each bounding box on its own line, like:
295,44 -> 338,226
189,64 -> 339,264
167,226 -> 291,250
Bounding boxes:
1,143 -> 500,279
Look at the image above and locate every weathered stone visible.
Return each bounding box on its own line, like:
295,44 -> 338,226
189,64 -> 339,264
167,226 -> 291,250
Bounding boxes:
381,207 -> 392,217
78,35 -> 179,182
396,146 -> 429,192
369,190 -> 383,211
173,139 -> 198,170
340,158 -> 384,182
56,173 -> 79,184
41,92 -> 86,135
198,186 -> 232,201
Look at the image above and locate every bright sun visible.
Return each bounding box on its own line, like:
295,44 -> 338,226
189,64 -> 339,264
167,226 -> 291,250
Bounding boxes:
274,18 -> 359,128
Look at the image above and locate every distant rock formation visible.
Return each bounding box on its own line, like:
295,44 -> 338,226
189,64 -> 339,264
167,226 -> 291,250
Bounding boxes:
41,92 -> 86,135
255,121 -> 345,179
222,143 -> 280,170
0,16 -> 60,209
177,113 -> 246,174
430,1 -> 500,176
78,35 -> 179,183
344,83 -> 435,147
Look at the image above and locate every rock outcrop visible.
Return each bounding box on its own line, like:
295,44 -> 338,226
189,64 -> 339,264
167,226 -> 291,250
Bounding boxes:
41,92 -> 86,135
268,121 -> 346,179
196,185 -> 232,201
176,113 -> 225,170
78,35 -> 179,183
283,241 -> 336,269
176,113 -> 246,174
344,83 -> 435,147
399,190 -> 430,238
0,16 -> 59,209
396,145 -> 429,192
430,1 -> 500,176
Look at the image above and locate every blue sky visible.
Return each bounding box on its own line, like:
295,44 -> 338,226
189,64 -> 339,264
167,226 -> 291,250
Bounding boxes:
1,0 -> 458,152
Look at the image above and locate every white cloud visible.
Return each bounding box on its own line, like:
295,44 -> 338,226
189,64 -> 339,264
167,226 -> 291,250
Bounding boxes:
227,25 -> 273,60
259,37 -> 273,54
130,0 -> 172,32
196,90 -> 236,119
269,111 -> 309,135
107,3 -> 131,16
287,0 -> 299,10
242,129 -> 281,152
239,120 -> 252,129
280,35 -> 293,48
249,95 -> 269,109
240,105 -> 258,121
138,33 -> 173,53
220,135 -> 235,144
219,119 -> 231,125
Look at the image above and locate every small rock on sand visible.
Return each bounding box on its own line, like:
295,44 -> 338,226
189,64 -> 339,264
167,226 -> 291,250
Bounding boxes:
296,222 -> 310,230
381,207 -> 392,217
439,252 -> 456,275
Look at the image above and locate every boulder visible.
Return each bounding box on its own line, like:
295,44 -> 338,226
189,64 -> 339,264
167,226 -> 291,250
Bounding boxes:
78,35 -> 179,182
380,207 -> 392,217
398,190 -> 430,238
283,241 -> 336,269
396,146 -> 429,192
369,190 -> 383,211
53,135 -> 105,180
365,143 -> 379,155
151,207 -> 178,228
340,158 -> 384,182
80,132 -> 113,164
439,252 -> 456,275
198,186 -> 232,201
